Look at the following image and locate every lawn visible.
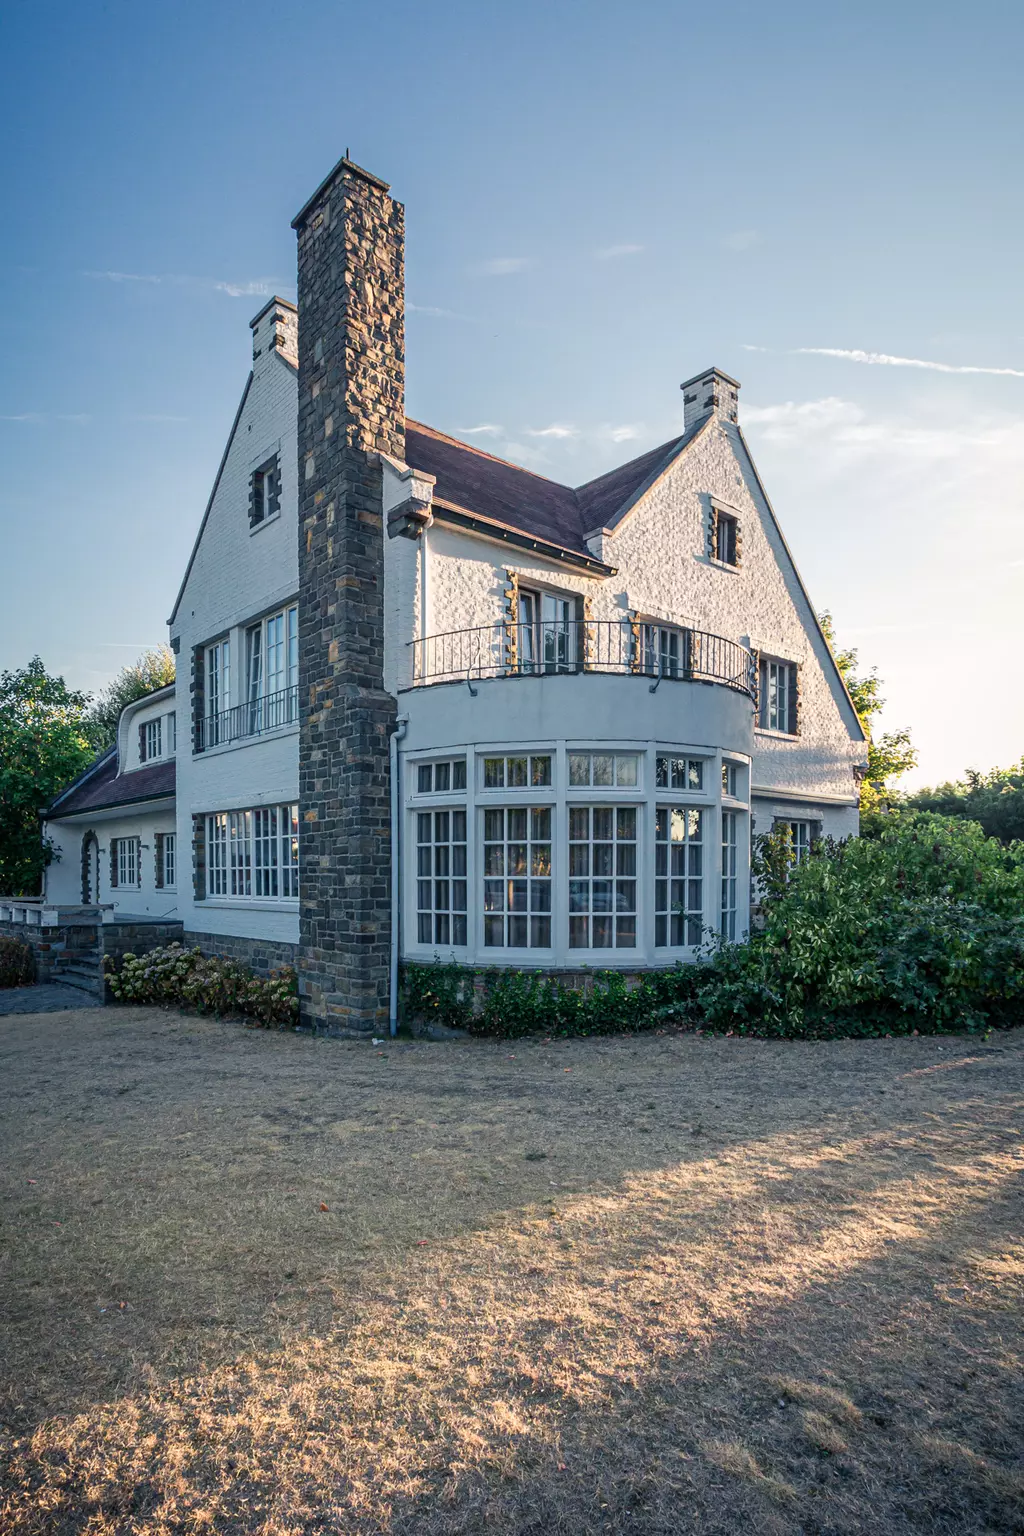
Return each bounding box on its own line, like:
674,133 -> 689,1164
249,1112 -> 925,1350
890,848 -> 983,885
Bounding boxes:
0,1007 -> 1021,1535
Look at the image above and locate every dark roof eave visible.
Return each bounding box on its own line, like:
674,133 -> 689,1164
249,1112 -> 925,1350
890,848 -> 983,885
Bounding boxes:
44,746 -> 117,815
431,500 -> 616,576
44,788 -> 175,822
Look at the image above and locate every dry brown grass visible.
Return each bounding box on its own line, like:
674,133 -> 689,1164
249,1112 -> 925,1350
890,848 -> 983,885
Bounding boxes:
1,1006 -> 1022,1534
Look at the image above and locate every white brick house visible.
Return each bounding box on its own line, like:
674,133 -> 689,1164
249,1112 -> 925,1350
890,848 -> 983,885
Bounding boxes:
43,155 -> 867,1026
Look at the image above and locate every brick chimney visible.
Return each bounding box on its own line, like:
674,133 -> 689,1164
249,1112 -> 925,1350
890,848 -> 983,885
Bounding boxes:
681,367 -> 740,433
249,296 -> 298,370
292,155 -> 405,1033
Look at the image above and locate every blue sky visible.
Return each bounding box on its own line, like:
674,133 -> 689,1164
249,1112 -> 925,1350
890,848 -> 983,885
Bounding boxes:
1,0 -> 1021,785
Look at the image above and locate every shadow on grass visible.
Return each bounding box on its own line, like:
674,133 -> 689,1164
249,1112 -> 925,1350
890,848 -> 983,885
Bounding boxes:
1,1009 -> 1021,1535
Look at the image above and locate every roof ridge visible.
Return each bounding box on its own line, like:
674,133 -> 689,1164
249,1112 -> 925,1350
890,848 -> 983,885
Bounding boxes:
405,419 -> 576,493
573,433 -> 684,494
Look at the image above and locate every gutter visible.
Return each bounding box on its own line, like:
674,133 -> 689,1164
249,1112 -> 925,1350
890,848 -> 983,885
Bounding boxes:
431,500 -> 616,576
389,714 -> 409,1036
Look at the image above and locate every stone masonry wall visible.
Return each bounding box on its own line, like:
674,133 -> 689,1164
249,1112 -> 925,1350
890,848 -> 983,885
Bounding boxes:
293,156 -> 404,1033
183,930 -> 298,975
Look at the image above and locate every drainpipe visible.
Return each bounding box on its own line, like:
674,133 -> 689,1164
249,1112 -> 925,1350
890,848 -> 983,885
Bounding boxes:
389,714 -> 409,1036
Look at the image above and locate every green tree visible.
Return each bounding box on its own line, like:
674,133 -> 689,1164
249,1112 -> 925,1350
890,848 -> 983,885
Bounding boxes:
0,658 -> 96,895
87,645 -> 176,750
905,759 -> 1024,845
819,611 -> 917,815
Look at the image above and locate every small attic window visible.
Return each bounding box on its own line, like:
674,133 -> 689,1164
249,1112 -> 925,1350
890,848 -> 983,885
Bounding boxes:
715,511 -> 738,565
249,454 -> 281,529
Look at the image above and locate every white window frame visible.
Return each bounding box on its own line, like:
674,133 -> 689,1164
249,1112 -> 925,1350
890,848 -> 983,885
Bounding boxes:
639,622 -> 684,678
656,754 -> 705,793
481,753 -> 553,790
721,811 -> 738,940
567,751 -> 640,789
143,718 -> 162,762
166,712 -> 176,755
246,604 -> 299,731
414,758 -> 468,795
416,807 -> 468,947
758,657 -> 796,734
517,587 -> 576,675
715,511 -> 738,565
781,818 -> 815,865
163,832 -> 176,890
568,803 -> 639,952
205,639 -> 231,745
115,837 -> 140,890
205,804 -> 299,903
482,804 -> 553,951
654,806 -> 704,949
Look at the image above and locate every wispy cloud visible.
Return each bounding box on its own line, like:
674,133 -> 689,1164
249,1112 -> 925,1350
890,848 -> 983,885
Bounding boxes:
457,423 -> 504,437
525,423 -> 578,439
723,230 -> 762,252
85,270 -> 277,299
594,243 -> 644,260
470,257 -> 533,276
0,411 -> 91,423
126,413 -> 188,422
603,424 -> 642,443
409,302 -> 474,321
741,343 -> 770,352
796,346 -> 1024,378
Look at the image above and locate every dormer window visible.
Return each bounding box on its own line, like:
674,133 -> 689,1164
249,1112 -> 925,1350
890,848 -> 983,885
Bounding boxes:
139,718 -> 162,763
249,454 -> 281,529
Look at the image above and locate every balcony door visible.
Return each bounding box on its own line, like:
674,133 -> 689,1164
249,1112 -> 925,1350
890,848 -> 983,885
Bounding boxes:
520,590 -> 574,674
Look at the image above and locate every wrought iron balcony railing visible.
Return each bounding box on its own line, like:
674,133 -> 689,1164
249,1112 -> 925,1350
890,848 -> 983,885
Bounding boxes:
194,684 -> 300,752
408,620 -> 756,699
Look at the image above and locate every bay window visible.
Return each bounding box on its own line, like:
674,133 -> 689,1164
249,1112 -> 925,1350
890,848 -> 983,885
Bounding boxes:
568,805 -> 638,949
417,808 -> 468,946
483,805 -> 552,948
654,807 -> 703,947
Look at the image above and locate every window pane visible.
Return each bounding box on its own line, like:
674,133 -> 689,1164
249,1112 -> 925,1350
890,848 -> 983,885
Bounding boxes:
592,754 -> 614,786
655,805 -> 703,947
507,756 -> 528,788
453,759 -> 467,790
615,755 -> 638,787
531,755 -> 552,787
479,806 -> 551,947
484,758 -> 504,788
568,753 -> 590,787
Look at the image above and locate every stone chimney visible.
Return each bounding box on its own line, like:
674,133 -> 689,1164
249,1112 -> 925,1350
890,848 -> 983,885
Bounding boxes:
681,367 -> 740,433
249,296 -> 298,370
292,155 -> 405,1034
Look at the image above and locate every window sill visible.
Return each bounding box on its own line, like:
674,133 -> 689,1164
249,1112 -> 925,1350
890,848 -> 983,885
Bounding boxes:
200,898 -> 299,912
707,557 -> 740,574
249,512 -> 282,537
754,728 -> 800,741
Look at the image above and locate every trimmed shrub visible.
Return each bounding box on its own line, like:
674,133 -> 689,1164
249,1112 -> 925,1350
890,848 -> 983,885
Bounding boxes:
0,937 -> 35,989
404,813 -> 1024,1041
105,943 -> 298,1028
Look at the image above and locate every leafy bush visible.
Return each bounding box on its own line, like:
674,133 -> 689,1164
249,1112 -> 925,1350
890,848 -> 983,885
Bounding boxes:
903,758 -> 1024,845
404,813 -> 1024,1041
0,937 -> 35,988
105,943 -> 298,1027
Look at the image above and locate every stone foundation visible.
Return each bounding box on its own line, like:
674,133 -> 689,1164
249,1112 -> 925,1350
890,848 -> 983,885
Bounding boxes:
183,930 -> 298,976
0,917 -> 184,1000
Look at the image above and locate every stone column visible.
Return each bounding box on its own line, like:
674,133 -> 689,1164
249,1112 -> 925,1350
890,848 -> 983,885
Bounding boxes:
292,156 -> 405,1032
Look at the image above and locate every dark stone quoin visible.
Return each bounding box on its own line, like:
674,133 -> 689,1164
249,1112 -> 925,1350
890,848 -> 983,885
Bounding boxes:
293,156 -> 404,1032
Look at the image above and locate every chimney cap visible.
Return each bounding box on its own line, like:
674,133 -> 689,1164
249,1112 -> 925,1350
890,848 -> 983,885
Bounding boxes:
249,294 -> 298,330
291,154 -> 391,230
679,365 -> 741,392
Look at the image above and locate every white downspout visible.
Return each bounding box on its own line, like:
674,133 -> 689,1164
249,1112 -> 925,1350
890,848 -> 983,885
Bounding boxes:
389,714 -> 409,1036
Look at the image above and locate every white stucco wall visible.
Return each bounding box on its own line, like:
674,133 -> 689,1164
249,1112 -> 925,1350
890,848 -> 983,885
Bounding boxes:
45,806 -> 179,917
387,415 -> 864,812
168,334 -> 300,947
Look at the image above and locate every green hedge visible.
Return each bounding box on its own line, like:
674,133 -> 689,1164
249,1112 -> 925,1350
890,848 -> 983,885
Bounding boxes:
404,813 -> 1024,1041
0,937 -> 35,989
105,943 -> 298,1027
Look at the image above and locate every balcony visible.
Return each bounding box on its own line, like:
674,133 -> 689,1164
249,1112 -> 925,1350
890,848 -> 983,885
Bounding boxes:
408,620 -> 756,699
194,685 -> 299,753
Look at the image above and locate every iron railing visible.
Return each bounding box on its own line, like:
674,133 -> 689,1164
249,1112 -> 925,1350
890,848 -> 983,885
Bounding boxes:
194,685 -> 300,752
408,620 -> 756,699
